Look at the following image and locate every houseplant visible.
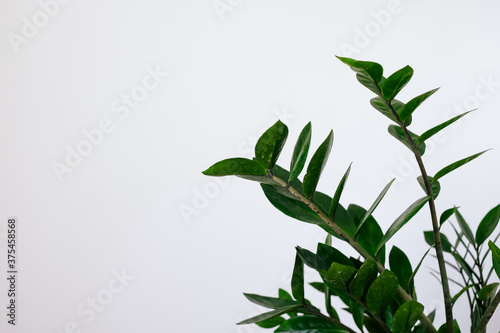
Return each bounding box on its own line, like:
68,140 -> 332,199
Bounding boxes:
202,57 -> 500,332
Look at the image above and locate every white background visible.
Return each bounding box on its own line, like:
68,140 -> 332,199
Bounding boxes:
1,0 -> 500,332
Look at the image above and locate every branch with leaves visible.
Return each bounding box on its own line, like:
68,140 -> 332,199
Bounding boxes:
202,57 -> 500,332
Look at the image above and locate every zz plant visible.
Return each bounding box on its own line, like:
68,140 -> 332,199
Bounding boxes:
202,57 -> 500,332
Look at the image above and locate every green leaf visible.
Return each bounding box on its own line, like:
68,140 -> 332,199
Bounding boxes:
454,209 -> 476,246
417,176 -> 440,199
237,305 -> 301,325
437,320 -> 461,333
329,163 -> 352,219
348,258 -> 378,300
291,253 -> 305,302
350,299 -> 365,331
440,207 -> 458,226
289,122 -> 312,182
399,88 -> 439,123
275,315 -> 346,333
296,246 -> 330,272
407,247 -> 432,291
279,288 -> 293,300
451,285 -> 473,304
324,262 -> 358,291
348,204 -> 386,265
423,231 -> 452,253
203,157 -> 267,177
382,65 -> 414,101
333,203 -> 357,239
243,293 -> 300,309
389,246 -> 413,291
366,270 -> 399,316
476,204 -> 500,246
255,316 -> 285,328
355,179 -> 395,235
376,196 -> 430,254
388,125 -> 426,156
417,111 -> 473,145
316,243 -> 354,268
337,56 -> 383,83
357,74 -> 384,96
303,130 -> 334,198
392,300 -> 424,333
488,241 -> 500,279
478,282 -> 499,301
255,120 -> 289,169
432,150 -> 489,183
370,97 -> 406,124
261,184 -> 324,225
363,316 -> 387,333
452,252 -> 474,282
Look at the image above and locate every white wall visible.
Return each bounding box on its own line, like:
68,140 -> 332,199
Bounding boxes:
1,0 -> 500,332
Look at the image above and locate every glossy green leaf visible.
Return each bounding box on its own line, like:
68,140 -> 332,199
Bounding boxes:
382,65 -> 414,101
324,262 -> 358,291
255,316 -> 285,329
348,204 -> 386,265
432,150 -> 489,183
476,204 -> 500,246
291,253 -> 305,302
255,120 -> 289,169
392,300 -> 424,333
366,270 -> 399,316
454,209 -> 476,246
423,231 -> 452,253
348,258 -> 378,300
478,283 -> 499,301
296,246 -> 330,272
243,293 -> 300,309
488,241 -> 500,279
275,315 -> 345,333
337,56 -> 383,83
237,305 -> 301,325
451,285 -> 473,304
203,157 -> 267,177
289,122 -> 312,182
355,179 -> 395,235
329,163 -> 352,219
370,97 -> 406,123
388,125 -> 426,156
357,73 -> 384,96
407,247 -> 432,291
440,207 -> 458,226
279,288 -> 293,300
333,203 -> 357,239
389,246 -> 413,291
303,130 -> 334,198
452,252 -> 474,282
316,243 -> 354,268
399,88 -> 439,123
417,111 -> 473,145
417,175 -> 440,199
376,196 -> 430,254
437,320 -> 461,333
261,184 -> 324,225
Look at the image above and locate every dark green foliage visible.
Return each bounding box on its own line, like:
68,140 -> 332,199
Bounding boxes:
203,57 -> 500,333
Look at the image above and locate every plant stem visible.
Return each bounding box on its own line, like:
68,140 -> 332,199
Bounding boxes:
270,175 -> 438,333
473,289 -> 500,333
385,101 -> 454,333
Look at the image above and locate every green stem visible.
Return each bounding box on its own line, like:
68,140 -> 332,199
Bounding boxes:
270,175 -> 438,333
384,100 -> 454,333
473,289 -> 500,333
